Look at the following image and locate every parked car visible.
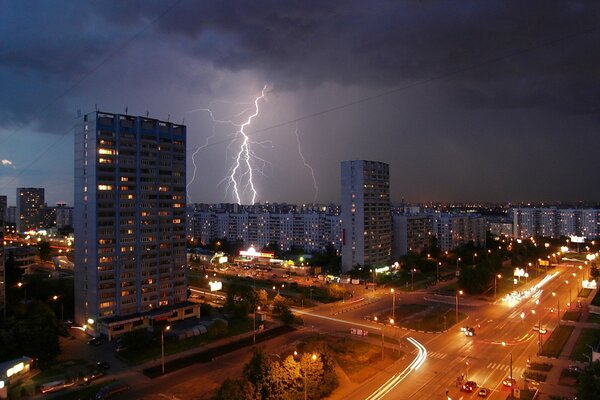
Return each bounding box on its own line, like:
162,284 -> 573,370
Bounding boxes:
478,388 -> 489,397
115,344 -> 128,353
87,337 -> 101,346
96,361 -> 110,370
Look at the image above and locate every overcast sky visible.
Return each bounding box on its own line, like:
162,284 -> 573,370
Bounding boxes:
1,1 -> 599,206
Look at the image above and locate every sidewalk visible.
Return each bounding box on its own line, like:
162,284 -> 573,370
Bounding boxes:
535,290 -> 598,400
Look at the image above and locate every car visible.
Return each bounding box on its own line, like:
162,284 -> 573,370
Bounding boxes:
461,381 -> 477,392
96,361 -> 110,370
83,370 -> 104,384
532,325 -> 547,334
503,377 -> 516,387
87,337 -> 101,346
478,388 -> 489,397
465,327 -> 476,337
568,365 -> 583,374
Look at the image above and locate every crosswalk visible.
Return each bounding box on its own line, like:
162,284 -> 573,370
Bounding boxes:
486,362 -> 525,376
411,349 -> 447,359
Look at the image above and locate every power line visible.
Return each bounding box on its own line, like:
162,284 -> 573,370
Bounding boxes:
186,26 -> 596,153
0,0 -> 184,149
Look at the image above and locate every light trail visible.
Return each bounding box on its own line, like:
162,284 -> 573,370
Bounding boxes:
502,272 -> 558,308
293,122 -> 318,202
365,337 -> 427,400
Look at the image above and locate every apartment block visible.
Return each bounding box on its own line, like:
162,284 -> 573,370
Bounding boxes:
74,111 -> 197,339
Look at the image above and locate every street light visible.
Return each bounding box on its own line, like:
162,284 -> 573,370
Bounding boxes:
494,274 -> 502,299
51,295 -> 64,323
411,268 -> 416,291
302,353 -> 318,400
437,262 -> 441,285
253,306 -> 261,345
502,341 -> 514,398
455,290 -> 463,324
374,316 -> 385,360
17,282 -> 26,301
465,360 -> 470,381
552,292 -> 560,324
473,253 -> 477,266
161,325 -> 171,374
565,280 -> 572,307
391,289 -> 396,321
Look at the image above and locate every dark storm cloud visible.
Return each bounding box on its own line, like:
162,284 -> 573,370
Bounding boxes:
101,0 -> 600,114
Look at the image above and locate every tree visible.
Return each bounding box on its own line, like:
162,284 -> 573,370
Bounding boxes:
590,264 -> 599,280
213,379 -> 257,400
577,361 -> 600,400
4,251 -> 22,286
7,301 -> 60,363
38,240 -> 52,262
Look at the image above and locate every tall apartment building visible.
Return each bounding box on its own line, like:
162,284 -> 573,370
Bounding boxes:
55,202 -> 74,229
74,111 -> 197,339
0,195 -> 6,226
391,214 -> 432,257
16,188 -> 45,232
0,229 -> 4,320
341,160 -> 391,272
512,207 -> 600,239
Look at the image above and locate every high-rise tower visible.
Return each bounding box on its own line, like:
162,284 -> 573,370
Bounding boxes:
74,111 -> 197,339
341,160 -> 391,273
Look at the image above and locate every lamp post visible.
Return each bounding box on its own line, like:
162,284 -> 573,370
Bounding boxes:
253,306 -> 261,345
455,290 -> 463,324
51,295 -> 64,323
374,316 -> 386,361
502,342 -> 514,398
565,280 -> 572,307
494,274 -> 502,299
391,289 -> 396,321
17,282 -> 26,301
161,325 -> 171,374
532,309 -> 542,353
473,253 -> 477,266
456,257 -> 461,274
552,292 -> 560,324
411,268 -> 416,291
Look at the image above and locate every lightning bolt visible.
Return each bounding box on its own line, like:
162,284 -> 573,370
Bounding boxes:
294,123 -> 318,203
186,86 -> 269,204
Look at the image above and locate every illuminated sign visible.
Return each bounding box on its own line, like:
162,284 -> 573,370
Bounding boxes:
209,281 -> 222,292
514,268 -> 525,277
583,280 -> 597,290
239,246 -> 274,259
6,362 -> 24,377
570,236 -> 585,244
539,260 -> 549,266
218,256 -> 228,264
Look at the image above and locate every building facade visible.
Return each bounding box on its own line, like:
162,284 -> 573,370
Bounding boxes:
391,214 -> 432,258
0,195 -> 6,226
430,213 -> 486,251
16,188 -> 45,232
188,203 -> 342,254
512,208 -> 600,239
74,111 -> 196,339
341,160 -> 391,272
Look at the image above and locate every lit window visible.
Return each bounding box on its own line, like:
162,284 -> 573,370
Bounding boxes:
98,185 -> 113,191
98,148 -> 115,155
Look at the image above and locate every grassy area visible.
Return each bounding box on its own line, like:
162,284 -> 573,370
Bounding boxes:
301,334 -> 402,383
523,370 -> 547,382
586,313 -> 600,323
119,317 -> 254,365
529,362 -> 553,372
578,288 -> 592,298
562,309 -> 582,321
541,325 -> 575,358
374,303 -> 467,331
569,328 -> 600,362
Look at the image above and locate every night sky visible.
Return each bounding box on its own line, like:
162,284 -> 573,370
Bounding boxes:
1,1 -> 599,206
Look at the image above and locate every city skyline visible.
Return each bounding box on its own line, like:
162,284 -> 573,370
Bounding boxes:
1,2 -> 600,206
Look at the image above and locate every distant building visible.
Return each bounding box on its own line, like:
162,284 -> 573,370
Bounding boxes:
5,206 -> 16,224
512,207 -> 600,239
0,228 -> 4,319
188,203 -> 341,254
392,214 -> 431,257
430,213 -> 486,252
341,160 -> 391,272
55,203 -> 73,229
74,111 -> 197,340
0,195 -> 6,226
16,188 -> 45,232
